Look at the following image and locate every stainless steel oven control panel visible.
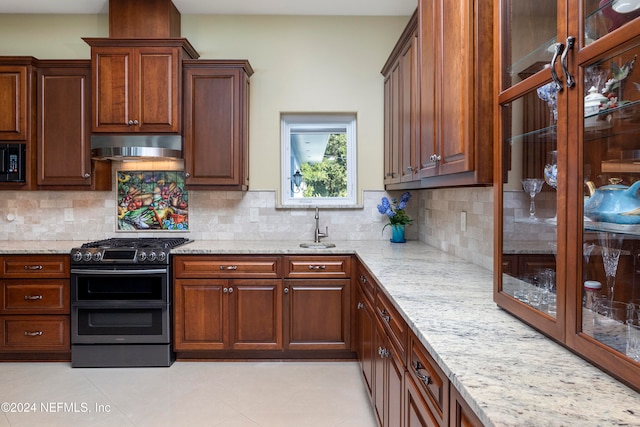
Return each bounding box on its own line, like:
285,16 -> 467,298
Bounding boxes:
71,248 -> 168,264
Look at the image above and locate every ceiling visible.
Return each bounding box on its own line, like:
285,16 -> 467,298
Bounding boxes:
0,0 -> 417,16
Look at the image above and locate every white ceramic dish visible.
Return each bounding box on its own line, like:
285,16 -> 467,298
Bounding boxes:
612,0 -> 640,13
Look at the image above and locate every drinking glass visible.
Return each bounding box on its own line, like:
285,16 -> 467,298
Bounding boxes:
521,178 -> 545,221
628,320 -> 640,362
598,232 -> 624,305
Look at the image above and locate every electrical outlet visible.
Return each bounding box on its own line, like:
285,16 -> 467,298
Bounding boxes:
460,211 -> 467,232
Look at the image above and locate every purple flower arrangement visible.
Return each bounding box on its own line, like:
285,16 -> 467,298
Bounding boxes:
377,192 -> 413,232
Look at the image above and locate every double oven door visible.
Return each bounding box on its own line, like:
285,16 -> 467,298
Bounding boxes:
70,266 -> 170,344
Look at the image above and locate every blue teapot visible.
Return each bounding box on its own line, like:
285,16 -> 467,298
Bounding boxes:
584,179 -> 640,224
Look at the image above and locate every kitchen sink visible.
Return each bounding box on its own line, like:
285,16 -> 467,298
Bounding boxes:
299,242 -> 336,249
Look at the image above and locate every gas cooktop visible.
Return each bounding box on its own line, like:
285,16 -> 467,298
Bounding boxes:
71,238 -> 192,265
80,237 -> 192,250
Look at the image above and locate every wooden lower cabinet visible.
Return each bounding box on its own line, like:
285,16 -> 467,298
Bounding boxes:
373,318 -> 405,427
172,255 -> 352,357
173,278 -> 282,351
354,260 -> 483,427
405,373 -> 441,427
356,281 -> 375,396
0,255 -> 70,359
284,279 -> 351,351
449,386 -> 483,427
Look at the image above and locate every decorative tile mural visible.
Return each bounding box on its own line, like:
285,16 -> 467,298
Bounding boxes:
116,171 -> 188,231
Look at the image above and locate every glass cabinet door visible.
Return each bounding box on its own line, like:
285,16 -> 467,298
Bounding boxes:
496,0 -> 565,337
500,86 -> 560,321
500,0 -> 558,91
580,41 -> 640,364
584,0 -> 640,45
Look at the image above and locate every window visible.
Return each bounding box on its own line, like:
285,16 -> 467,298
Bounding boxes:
281,113 -> 357,207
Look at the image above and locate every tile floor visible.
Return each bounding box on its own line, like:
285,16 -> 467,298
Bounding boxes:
0,361 -> 377,427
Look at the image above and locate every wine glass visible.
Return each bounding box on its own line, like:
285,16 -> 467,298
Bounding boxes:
536,82 -> 559,135
543,150 -> 558,222
598,232 -> 624,308
521,178 -> 545,221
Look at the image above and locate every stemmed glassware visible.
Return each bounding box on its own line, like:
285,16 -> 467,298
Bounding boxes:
543,150 -> 558,222
521,178 -> 545,221
598,232 -> 624,308
536,82 -> 559,135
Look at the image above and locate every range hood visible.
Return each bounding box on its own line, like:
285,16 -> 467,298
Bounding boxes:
91,135 -> 183,160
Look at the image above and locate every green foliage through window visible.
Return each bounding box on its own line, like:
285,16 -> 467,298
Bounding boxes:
300,134 -> 347,197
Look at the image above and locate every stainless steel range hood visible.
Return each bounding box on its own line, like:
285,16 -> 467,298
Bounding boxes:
91,135 -> 183,160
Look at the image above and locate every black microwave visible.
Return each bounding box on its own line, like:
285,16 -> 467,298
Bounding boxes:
0,144 -> 26,182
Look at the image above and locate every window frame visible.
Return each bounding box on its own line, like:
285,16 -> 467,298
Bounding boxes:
280,113 -> 357,207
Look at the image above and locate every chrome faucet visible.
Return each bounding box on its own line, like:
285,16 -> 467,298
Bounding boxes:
314,207 -> 328,243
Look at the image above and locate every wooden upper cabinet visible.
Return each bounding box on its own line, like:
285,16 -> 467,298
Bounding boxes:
419,0 -> 493,183
183,60 -> 253,190
84,38 -> 198,134
382,13 -> 418,186
384,1 -> 493,189
35,61 -> 110,190
0,64 -> 29,141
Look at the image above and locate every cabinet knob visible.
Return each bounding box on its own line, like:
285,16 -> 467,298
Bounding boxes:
223,287 -> 229,294
133,119 -> 139,125
284,287 -> 289,294
357,302 -> 364,310
228,287 -> 234,294
84,173 -> 91,179
127,120 -> 134,125
359,275 -> 367,284
184,172 -> 191,178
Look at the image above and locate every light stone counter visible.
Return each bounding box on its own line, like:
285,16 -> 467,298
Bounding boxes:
2,239 -> 639,426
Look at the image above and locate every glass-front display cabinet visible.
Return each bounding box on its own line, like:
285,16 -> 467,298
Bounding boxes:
495,0 -> 640,391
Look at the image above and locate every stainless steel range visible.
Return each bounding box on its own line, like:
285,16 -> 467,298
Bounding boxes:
70,237 -> 191,368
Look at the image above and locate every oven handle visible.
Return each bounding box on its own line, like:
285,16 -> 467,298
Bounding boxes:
71,268 -> 168,275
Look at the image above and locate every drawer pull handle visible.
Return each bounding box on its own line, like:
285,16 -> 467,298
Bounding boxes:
381,309 -> 391,323
414,361 -> 432,385
24,295 -> 43,300
24,265 -> 43,270
24,331 -> 43,337
219,265 -> 238,270
357,302 -> 364,310
307,265 -> 326,270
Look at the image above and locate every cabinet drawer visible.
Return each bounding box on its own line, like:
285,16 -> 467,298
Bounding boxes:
2,280 -> 69,314
375,290 -> 406,362
1,255 -> 69,278
408,332 -> 448,423
356,263 -> 376,303
174,256 -> 281,278
285,256 -> 351,278
1,315 -> 70,351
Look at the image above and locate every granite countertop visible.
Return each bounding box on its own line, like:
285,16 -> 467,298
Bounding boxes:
1,239 -> 639,426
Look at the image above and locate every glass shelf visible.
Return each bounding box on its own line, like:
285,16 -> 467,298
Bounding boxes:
506,36 -> 557,78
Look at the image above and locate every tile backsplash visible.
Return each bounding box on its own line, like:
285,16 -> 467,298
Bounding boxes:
0,187 -> 495,270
